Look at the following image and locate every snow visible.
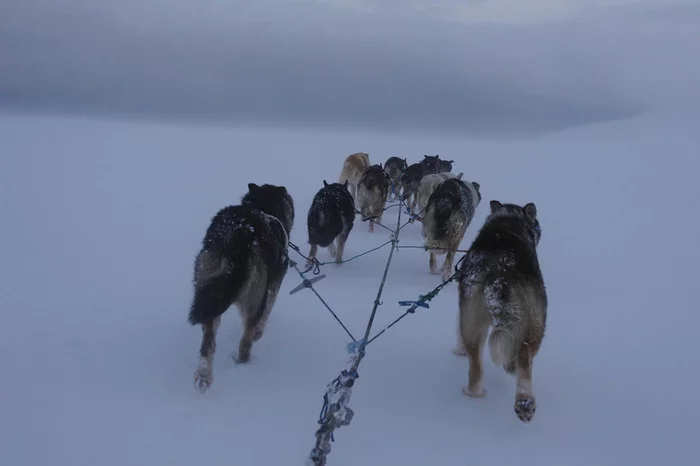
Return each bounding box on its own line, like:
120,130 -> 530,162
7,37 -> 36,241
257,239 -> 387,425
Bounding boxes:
1,108 -> 698,466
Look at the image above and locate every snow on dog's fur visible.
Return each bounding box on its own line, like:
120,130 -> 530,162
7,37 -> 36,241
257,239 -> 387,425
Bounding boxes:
306,180 -> 355,267
421,177 -> 481,281
415,171 -> 464,217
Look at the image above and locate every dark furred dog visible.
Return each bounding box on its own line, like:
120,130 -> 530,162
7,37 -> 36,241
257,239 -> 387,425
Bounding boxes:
188,183 -> 295,393
383,156 -> 408,200
400,155 -> 454,211
456,200 -> 546,423
421,177 -> 481,281
357,164 -> 391,233
306,180 -> 355,267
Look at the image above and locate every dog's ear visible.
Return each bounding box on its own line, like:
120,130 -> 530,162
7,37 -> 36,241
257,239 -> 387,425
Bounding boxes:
448,159 -> 454,163
489,200 -> 503,213
523,202 -> 537,221
403,157 -> 407,165
456,172 -> 464,180
323,180 -> 329,187
278,186 -> 288,194
248,183 -> 259,192
471,181 -> 479,191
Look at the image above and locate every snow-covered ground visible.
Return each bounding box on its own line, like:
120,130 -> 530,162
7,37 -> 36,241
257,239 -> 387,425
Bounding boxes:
1,109 -> 698,466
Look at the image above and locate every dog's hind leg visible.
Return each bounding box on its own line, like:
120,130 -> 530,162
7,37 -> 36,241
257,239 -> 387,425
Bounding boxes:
429,250 -> 438,274
194,315 -> 221,393
234,264 -> 267,364
335,227 -> 350,264
349,183 -> 357,200
462,325 -> 489,398
459,291 -> 490,398
452,311 -> 468,357
327,241 -> 337,258
306,245 -> 319,269
443,229 -> 467,281
252,276 -> 284,343
368,219 -> 375,233
236,269 -> 285,363
514,344 -> 537,423
441,249 -> 456,281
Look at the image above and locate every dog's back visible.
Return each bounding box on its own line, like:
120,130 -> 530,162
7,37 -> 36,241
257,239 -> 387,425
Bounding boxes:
422,178 -> 481,249
339,152 -> 370,182
357,164 -> 390,220
400,155 -> 451,208
415,172 -> 463,215
383,156 -> 408,184
457,200 -> 546,423
339,152 -> 371,199
308,181 -> 355,247
189,184 -> 294,326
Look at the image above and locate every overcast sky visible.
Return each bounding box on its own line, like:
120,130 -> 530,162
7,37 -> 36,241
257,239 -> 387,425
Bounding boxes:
2,0 -> 699,134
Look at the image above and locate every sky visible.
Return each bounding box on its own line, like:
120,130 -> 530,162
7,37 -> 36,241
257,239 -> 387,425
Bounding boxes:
2,0 -> 699,135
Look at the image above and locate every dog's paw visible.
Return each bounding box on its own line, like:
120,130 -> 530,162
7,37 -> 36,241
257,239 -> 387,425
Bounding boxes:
452,346 -> 468,357
441,271 -> 452,282
194,366 -> 213,393
233,351 -> 251,364
515,394 -> 537,423
462,386 -> 486,398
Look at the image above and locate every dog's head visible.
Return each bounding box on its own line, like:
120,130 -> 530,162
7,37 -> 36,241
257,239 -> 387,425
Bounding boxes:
242,183 -> 295,235
488,200 -> 541,246
421,154 -> 441,169
438,159 -> 454,173
323,179 -> 348,189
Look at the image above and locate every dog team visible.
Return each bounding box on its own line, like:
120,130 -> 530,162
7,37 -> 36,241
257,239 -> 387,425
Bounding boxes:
187,151 -> 547,424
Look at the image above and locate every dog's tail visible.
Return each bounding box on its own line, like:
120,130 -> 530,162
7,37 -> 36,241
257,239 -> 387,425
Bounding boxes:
432,195 -> 457,238
188,249 -> 249,325
488,327 -> 519,374
307,209 -> 338,247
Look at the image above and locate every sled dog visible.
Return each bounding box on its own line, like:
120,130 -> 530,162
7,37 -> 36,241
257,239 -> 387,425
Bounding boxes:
421,177 -> 481,281
456,200 -> 546,424
415,171 -> 464,218
400,155 -> 454,212
188,183 -> 295,393
356,164 -> 391,232
383,156 -> 408,200
306,180 -> 356,267
338,152 -> 371,200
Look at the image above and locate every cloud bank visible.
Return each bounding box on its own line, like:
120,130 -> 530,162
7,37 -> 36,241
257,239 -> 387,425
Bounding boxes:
1,0 -> 699,135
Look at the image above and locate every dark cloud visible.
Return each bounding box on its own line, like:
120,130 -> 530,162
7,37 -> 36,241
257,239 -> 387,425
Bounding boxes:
1,1 -> 698,135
